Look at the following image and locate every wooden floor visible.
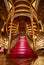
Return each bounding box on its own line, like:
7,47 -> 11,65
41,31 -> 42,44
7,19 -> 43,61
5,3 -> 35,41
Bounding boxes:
0,54 -> 7,65
0,54 -> 44,65
0,54 -> 15,65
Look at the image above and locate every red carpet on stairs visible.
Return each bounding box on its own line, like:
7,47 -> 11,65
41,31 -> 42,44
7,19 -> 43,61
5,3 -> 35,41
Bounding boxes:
9,36 -> 36,58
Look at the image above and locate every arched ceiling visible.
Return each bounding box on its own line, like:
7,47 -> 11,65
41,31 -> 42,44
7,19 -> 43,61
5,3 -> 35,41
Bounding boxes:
0,0 -> 36,32
0,0 -> 44,49
0,0 -> 8,32
0,0 -> 44,33
36,0 -> 44,22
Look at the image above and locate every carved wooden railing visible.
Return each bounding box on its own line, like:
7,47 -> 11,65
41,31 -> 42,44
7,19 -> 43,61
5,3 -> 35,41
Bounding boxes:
5,0 -> 42,53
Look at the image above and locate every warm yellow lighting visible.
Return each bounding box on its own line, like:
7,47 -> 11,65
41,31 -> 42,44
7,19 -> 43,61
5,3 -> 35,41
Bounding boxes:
32,1 -> 36,8
1,28 -> 4,32
8,2 -> 12,9
40,29 -> 42,32
34,36 -> 37,39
